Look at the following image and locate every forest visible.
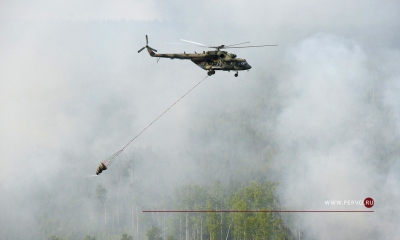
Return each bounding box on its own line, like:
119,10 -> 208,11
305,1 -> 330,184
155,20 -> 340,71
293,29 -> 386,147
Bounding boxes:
17,62 -> 303,239
40,177 -> 298,240
32,82 -> 301,239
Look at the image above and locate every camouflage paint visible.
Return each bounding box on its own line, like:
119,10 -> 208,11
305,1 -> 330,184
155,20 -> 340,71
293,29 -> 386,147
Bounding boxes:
146,48 -> 251,71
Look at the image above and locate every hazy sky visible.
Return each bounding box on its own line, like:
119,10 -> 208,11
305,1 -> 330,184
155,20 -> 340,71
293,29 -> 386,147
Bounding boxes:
1,1 -> 400,239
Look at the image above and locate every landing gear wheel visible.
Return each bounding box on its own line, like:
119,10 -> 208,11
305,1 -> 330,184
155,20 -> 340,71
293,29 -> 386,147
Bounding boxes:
208,70 -> 216,76
234,72 -> 238,77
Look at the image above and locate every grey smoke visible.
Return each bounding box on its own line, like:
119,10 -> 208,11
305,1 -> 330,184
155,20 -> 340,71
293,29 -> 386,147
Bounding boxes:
275,34 -> 400,239
1,0 -> 400,239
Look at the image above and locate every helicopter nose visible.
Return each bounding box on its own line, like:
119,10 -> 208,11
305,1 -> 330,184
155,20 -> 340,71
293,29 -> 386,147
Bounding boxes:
247,65 -> 252,69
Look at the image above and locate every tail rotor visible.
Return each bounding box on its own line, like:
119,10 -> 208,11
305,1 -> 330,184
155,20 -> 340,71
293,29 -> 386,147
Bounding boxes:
138,35 -> 158,53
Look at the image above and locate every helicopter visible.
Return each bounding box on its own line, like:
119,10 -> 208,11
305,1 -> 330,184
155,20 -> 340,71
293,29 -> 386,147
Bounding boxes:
138,35 -> 277,77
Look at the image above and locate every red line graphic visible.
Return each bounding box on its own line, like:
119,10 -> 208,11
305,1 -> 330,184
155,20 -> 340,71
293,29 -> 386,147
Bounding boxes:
143,211 -> 374,213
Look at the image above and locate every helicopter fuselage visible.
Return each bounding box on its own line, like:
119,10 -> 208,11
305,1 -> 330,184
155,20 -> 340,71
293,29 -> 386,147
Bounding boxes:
147,48 -> 251,72
138,35 -> 276,76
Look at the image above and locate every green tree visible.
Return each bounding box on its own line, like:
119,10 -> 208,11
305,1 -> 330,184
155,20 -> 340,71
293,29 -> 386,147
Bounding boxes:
205,199 -> 221,240
95,183 -> 108,226
83,235 -> 96,240
146,225 -> 163,240
167,234 -> 176,240
121,233 -> 134,240
96,183 -> 107,205
48,235 -> 63,240
227,181 -> 289,239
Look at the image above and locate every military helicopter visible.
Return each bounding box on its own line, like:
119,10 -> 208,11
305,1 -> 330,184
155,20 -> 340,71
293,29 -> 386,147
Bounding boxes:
138,35 -> 277,77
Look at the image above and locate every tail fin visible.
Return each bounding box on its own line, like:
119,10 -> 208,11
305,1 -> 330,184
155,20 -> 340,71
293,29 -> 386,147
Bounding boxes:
147,47 -> 156,56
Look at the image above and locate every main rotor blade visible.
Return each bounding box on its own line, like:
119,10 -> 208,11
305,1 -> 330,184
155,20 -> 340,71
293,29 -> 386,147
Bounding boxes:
224,41 -> 250,47
180,39 -> 209,47
225,44 -> 278,48
163,42 -> 191,46
146,35 -> 148,44
138,47 -> 146,53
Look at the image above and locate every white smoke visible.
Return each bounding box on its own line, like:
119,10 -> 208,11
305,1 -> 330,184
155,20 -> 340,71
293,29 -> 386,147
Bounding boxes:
275,34 -> 400,239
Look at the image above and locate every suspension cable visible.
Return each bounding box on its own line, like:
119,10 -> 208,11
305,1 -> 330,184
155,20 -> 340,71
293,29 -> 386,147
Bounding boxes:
102,75 -> 209,167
